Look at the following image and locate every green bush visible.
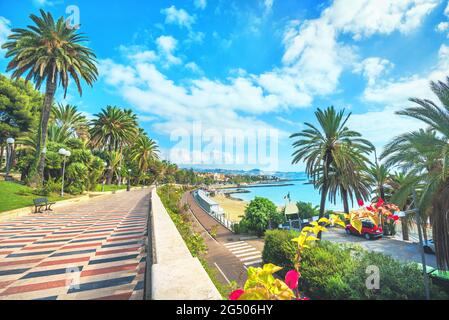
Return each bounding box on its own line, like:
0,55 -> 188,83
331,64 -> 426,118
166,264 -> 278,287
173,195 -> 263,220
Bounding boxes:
262,230 -> 298,277
262,231 -> 449,300
239,197 -> 280,236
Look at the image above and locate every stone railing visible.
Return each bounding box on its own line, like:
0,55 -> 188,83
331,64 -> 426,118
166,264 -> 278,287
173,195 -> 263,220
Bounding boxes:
150,188 -> 222,300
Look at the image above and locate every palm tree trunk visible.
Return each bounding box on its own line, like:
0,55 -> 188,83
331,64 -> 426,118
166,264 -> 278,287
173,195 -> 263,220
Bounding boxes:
400,217 -> 410,241
317,182 -> 328,240
32,77 -> 57,186
342,188 -> 350,214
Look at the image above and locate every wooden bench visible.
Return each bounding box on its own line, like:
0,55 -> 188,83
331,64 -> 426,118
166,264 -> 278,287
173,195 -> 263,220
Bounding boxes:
33,198 -> 56,213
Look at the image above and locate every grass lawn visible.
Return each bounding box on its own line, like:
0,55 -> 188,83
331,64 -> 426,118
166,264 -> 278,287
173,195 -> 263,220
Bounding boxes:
0,181 -> 69,213
210,194 -> 248,222
93,184 -> 128,192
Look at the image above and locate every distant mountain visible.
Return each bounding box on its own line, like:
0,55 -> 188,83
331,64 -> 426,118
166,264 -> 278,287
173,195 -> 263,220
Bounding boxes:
184,167 -> 307,181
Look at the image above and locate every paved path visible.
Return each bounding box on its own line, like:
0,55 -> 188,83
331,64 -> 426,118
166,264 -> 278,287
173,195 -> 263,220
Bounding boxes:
182,192 -> 263,287
0,189 -> 149,300
323,228 -> 437,267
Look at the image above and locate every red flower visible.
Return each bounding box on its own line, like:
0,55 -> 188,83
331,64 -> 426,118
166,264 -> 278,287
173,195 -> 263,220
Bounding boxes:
357,199 -> 364,207
229,289 -> 244,300
367,205 -> 375,212
392,215 -> 399,221
376,198 -> 385,207
285,270 -> 300,290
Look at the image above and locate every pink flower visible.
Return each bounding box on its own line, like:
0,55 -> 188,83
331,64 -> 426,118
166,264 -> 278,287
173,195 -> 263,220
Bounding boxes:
285,270 -> 300,290
367,205 -> 375,212
297,296 -> 311,300
357,199 -> 364,207
376,198 -> 385,208
229,289 -> 244,300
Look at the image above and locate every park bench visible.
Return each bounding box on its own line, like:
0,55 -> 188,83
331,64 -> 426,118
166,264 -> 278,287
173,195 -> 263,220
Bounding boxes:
33,198 -> 56,213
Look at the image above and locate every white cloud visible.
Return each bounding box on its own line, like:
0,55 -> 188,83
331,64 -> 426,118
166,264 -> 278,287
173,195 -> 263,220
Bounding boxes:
436,21 -> 449,32
32,0 -> 58,6
363,44 -> 449,104
194,0 -> 207,10
185,62 -> 202,73
348,106 -> 425,152
354,57 -> 394,86
325,0 -> 439,40
156,35 -> 182,67
264,0 -> 274,12
161,6 -> 196,29
99,58 -> 138,86
0,16 -> 11,52
279,0 -> 438,96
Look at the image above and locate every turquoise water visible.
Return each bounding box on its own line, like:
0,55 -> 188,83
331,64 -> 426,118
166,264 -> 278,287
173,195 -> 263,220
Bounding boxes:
227,180 -> 346,211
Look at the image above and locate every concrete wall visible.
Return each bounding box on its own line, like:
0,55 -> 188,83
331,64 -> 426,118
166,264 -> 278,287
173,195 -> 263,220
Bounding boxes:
150,188 -> 222,300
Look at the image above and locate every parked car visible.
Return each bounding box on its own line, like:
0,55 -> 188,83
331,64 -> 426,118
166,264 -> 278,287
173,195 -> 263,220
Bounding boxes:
345,220 -> 383,240
423,239 -> 435,254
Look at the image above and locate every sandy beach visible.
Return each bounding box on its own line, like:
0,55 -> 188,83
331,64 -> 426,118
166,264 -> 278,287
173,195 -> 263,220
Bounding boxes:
210,194 -> 248,223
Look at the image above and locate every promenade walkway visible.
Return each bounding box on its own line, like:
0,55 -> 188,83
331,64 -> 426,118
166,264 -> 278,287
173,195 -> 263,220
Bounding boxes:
0,189 -> 149,300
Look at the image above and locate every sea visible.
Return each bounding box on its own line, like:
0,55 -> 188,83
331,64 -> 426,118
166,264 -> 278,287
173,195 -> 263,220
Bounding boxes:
226,179 -> 347,211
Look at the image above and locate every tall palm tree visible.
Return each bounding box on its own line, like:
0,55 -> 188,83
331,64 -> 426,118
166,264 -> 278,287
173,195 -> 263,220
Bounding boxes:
385,77 -> 449,269
52,103 -> 88,140
131,135 -> 159,180
290,106 -> 374,228
2,10 -> 98,185
90,106 -> 137,152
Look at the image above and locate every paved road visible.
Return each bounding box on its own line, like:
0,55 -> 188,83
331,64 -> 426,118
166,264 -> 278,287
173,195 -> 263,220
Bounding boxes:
322,228 -> 437,267
0,189 -> 149,300
182,192 -> 264,287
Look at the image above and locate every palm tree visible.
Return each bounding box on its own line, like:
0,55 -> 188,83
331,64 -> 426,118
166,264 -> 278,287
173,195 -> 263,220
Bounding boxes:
385,77 -> 449,269
381,128 -> 443,242
52,103 -> 89,140
90,106 -> 137,152
131,135 -> 159,182
290,106 -> 374,229
2,10 -> 98,185
105,150 -> 122,185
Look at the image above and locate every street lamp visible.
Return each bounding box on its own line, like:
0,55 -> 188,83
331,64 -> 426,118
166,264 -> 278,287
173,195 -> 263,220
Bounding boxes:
127,169 -> 131,192
399,190 -> 430,300
5,137 -> 15,179
59,148 -> 71,197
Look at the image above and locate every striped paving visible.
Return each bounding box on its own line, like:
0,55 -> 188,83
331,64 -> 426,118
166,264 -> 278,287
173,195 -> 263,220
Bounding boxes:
0,189 -> 149,300
223,241 -> 262,267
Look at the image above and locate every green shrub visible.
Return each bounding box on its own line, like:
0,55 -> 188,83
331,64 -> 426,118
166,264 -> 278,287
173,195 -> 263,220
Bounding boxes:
239,197 -> 279,236
262,230 -> 297,277
261,231 -> 449,300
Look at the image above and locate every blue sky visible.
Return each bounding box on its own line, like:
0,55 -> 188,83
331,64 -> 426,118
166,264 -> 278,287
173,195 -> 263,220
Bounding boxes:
1,0 -> 449,172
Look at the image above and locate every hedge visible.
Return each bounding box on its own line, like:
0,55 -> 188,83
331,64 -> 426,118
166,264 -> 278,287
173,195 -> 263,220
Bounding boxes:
262,230 -> 448,300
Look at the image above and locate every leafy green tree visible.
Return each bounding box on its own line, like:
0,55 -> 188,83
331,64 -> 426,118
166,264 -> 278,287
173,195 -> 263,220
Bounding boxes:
381,78 -> 449,269
290,107 -> 373,232
0,75 -> 42,168
2,10 -> 98,185
240,197 -> 279,236
296,201 -> 319,220
130,135 -> 159,182
51,104 -> 89,140
90,106 -> 138,152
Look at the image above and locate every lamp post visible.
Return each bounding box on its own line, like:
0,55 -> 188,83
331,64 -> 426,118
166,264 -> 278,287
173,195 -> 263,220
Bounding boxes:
127,169 -> 131,192
399,190 -> 430,300
5,137 -> 15,179
59,148 -> 71,197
